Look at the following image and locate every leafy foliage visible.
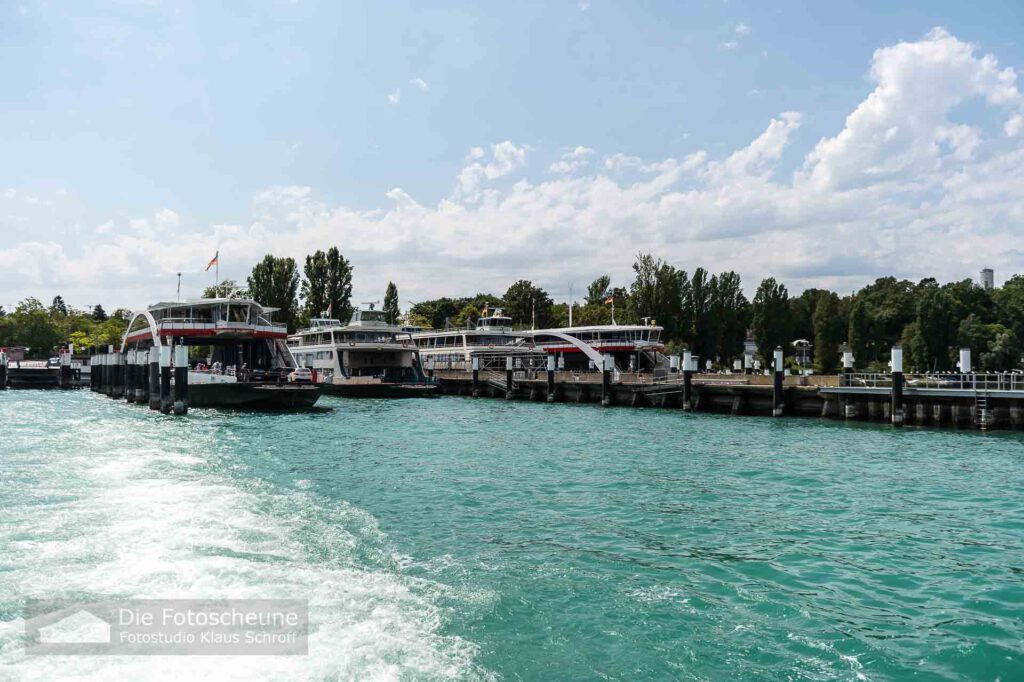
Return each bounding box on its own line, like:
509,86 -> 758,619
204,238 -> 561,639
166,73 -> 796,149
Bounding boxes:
247,255 -> 301,332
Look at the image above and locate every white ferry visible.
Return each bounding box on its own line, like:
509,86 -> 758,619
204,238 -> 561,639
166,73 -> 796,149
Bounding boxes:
121,297 -> 321,409
412,308 -> 536,371
287,306 -> 435,398
531,322 -> 666,372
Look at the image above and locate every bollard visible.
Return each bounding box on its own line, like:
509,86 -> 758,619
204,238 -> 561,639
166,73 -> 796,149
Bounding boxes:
669,355 -> 680,374
471,356 -> 480,398
173,344 -> 189,415
505,356 -> 514,400
125,350 -> 136,402
59,351 -> 72,389
601,355 -> 612,407
137,350 -> 149,403
743,352 -> 753,375
102,353 -> 111,396
0,350 -> 7,390
99,354 -> 107,394
149,348 -> 161,410
111,352 -> 123,399
891,346 -> 905,427
772,347 -> 785,417
546,354 -> 556,402
841,347 -> 855,419
160,346 -> 173,414
682,350 -> 693,412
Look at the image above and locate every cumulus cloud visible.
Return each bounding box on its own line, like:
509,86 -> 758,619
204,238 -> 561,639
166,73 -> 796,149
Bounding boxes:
3,28 -> 1023,309
387,88 -> 400,105
549,146 -> 594,174
409,78 -> 429,92
735,23 -> 750,36
720,41 -> 738,50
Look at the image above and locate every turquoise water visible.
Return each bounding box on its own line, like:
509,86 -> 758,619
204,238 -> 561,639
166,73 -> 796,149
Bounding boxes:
1,391 -> 1022,680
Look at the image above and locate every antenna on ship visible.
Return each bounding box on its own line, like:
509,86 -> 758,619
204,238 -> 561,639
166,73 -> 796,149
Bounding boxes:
176,273 -> 181,302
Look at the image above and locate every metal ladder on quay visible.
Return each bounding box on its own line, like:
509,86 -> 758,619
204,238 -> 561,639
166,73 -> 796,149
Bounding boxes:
974,388 -> 991,430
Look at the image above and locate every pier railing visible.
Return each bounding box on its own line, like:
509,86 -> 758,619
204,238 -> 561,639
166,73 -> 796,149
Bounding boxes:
840,372 -> 1024,392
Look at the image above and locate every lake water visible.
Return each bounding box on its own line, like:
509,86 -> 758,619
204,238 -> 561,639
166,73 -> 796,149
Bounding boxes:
1,391 -> 1022,680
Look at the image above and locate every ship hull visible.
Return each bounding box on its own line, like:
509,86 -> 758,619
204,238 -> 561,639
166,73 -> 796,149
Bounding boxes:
319,382 -> 437,399
187,383 -> 322,409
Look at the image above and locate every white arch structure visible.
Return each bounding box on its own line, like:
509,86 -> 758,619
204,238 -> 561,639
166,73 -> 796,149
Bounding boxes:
119,310 -> 163,353
526,330 -> 616,374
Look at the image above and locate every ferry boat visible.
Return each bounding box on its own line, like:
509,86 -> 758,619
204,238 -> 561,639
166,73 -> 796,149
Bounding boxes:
287,306 -> 436,398
531,321 -> 667,373
121,297 -> 322,409
412,308 -> 537,372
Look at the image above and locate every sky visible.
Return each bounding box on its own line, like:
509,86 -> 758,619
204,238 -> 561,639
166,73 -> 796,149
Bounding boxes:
1,0 -> 1023,312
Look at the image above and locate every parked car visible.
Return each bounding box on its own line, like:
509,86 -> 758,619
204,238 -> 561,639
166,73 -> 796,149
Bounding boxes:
288,367 -> 313,383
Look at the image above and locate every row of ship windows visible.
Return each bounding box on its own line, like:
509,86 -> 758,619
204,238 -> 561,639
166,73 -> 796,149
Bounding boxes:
294,351 -> 334,364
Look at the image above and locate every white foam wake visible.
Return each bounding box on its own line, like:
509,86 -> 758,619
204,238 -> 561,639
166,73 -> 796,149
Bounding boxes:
0,404 -> 486,681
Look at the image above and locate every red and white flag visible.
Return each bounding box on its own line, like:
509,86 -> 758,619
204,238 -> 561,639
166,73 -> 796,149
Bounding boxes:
204,251 -> 219,272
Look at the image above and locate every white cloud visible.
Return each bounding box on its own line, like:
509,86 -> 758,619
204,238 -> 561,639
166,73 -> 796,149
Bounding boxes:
387,89 -> 400,105
1007,113 -> 1024,136
455,141 -> 529,197
720,41 -> 738,50
3,28 -> 1023,309
94,220 -> 114,234
409,78 -> 429,92
735,23 -> 750,36
578,1 -> 590,11
549,146 -> 594,174
3,188 -> 15,199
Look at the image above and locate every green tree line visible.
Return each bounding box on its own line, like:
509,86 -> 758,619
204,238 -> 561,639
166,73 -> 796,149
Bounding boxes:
0,298 -> 132,358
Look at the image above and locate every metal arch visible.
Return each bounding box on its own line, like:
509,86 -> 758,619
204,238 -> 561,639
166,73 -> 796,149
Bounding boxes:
527,330 -> 610,370
119,310 -> 162,352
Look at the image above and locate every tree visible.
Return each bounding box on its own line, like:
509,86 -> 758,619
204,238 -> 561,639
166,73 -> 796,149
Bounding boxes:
453,303 -> 481,328
847,299 -> 871,367
751,278 -> 790,361
408,298 -> 464,329
812,291 -> 844,373
707,271 -> 750,364
9,298 -> 61,358
383,281 -> 400,324
300,247 -> 353,322
789,288 -> 822,342
913,287 -> 955,371
301,251 -> 329,318
0,305 -> 6,317
92,304 -> 108,322
630,253 -> 683,342
203,279 -> 247,298
994,275 -> 1024,342
247,255 -> 301,332
586,275 -> 612,305
503,280 -> 554,329
325,247 -> 354,323
50,296 -> 69,317
683,267 -> 715,360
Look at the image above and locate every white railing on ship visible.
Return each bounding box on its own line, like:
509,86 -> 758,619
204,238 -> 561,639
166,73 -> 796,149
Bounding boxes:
840,372 -> 1024,392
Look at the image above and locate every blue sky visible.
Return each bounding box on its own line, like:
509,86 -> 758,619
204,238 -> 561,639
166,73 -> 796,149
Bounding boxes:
2,1 -> 1023,310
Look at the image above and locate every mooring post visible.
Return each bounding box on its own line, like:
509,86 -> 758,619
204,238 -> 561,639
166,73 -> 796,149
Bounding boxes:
891,345 -> 904,427
601,354 -> 613,407
137,350 -> 148,403
0,349 -> 7,390
159,346 -> 173,414
669,355 -> 680,374
772,347 -> 785,417
842,347 -> 856,419
682,350 -> 693,411
149,348 -> 161,410
124,350 -> 136,402
105,352 -> 114,396
743,352 -> 753,375
173,344 -> 189,415
505,356 -> 514,400
112,350 -> 124,399
59,349 -> 72,389
546,354 -> 556,402
98,354 -> 106,394
471,357 -> 480,397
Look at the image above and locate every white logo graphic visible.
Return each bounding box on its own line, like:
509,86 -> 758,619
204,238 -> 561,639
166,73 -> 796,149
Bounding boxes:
37,610 -> 111,644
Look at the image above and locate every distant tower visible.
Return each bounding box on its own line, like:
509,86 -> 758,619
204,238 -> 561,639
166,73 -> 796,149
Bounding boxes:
980,268 -> 994,291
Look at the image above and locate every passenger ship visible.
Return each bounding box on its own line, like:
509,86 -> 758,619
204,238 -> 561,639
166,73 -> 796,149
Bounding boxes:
121,297 -> 322,409
287,306 -> 436,398
532,322 -> 666,372
412,308 -> 536,371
